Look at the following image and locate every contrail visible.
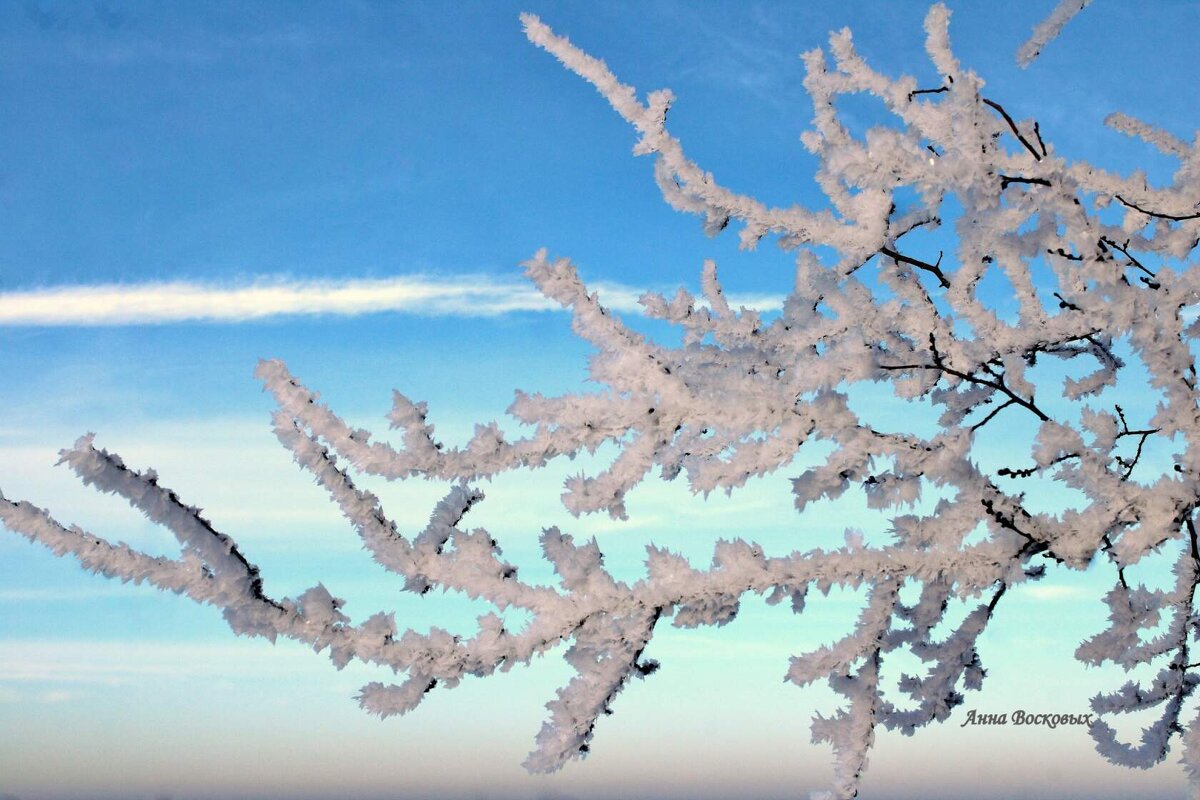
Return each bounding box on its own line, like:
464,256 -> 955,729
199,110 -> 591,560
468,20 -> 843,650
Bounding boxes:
0,274 -> 782,326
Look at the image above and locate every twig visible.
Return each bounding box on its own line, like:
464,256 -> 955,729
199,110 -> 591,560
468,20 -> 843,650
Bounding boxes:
1100,237 -> 1157,279
982,98 -> 1044,161
908,85 -> 949,101
1115,194 -> 1200,222
881,334 -> 1050,422
880,246 -> 950,288
1000,175 -> 1052,190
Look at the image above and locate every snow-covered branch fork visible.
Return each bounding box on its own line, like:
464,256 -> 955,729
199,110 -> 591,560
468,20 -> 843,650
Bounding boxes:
4,3 -> 1200,798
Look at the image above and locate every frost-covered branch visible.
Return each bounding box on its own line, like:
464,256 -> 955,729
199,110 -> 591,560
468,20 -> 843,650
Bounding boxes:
4,4 -> 1200,799
1016,0 -> 1093,68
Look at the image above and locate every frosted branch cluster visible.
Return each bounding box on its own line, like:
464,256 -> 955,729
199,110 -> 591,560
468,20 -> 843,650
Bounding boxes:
3,4 -> 1199,798
1015,0 -> 1093,68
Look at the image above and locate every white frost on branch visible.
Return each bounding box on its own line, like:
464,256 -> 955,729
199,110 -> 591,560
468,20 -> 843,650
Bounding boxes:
1105,111 -> 1194,160
1016,0 -> 1093,68
3,4 -> 1200,799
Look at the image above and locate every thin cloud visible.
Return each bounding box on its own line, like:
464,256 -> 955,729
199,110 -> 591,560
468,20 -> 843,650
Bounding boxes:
0,640 -> 325,685
1019,584 -> 1088,601
0,588 -> 133,602
0,275 -> 783,326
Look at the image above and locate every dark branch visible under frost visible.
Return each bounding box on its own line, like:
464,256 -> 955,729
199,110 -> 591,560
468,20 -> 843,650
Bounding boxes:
879,246 -> 950,288
999,174 -> 1052,190
981,98 -> 1044,162
1114,194 -> 1200,222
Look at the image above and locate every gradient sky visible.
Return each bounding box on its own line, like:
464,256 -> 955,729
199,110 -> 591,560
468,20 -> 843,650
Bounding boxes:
0,2 -> 1198,799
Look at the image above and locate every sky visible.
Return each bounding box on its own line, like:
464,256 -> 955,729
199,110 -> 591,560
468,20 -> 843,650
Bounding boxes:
0,1 -> 1198,799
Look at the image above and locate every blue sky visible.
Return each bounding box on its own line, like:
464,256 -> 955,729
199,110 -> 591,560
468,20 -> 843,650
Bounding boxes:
0,2 -> 1198,799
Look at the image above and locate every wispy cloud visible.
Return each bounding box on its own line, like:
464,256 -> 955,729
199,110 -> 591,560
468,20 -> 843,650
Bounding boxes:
0,275 -> 783,326
0,684 -> 78,705
0,640 -> 325,686
1019,584 -> 1088,601
0,588 -> 133,602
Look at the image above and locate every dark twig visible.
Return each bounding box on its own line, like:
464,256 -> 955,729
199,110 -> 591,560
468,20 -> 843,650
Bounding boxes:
1047,247 -> 1083,261
893,215 -> 942,241
1115,194 -> 1200,222
980,492 -> 1057,563
987,581 -> 1008,614
880,246 -> 950,288
997,452 -> 1077,478
1114,404 -> 1130,432
1052,292 -> 1080,311
1032,121 -> 1047,157
1100,237 -> 1157,279
970,398 -> 1017,432
997,405 -> 1158,483
908,85 -> 949,101
1165,517 -> 1200,725
1113,404 -> 1160,481
999,175 -> 1052,190
1101,534 -> 1128,590
982,98 -> 1043,162
881,334 -> 1050,422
